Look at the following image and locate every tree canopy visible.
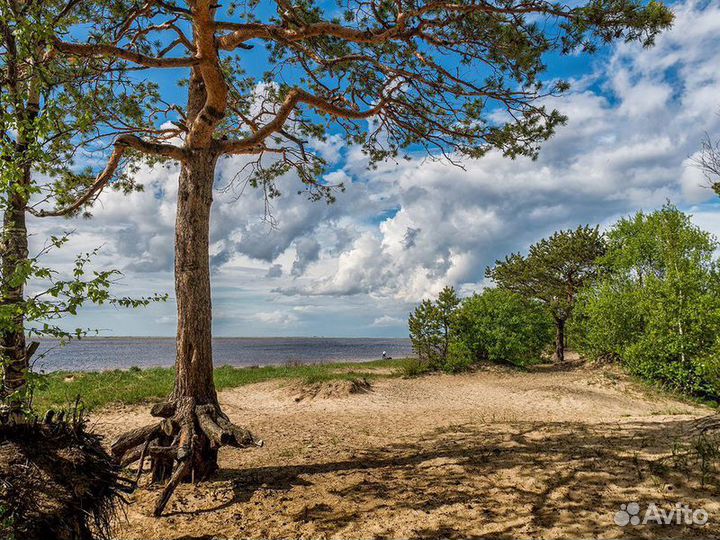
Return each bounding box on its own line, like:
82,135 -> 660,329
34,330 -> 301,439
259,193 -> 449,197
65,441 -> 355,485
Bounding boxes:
572,205 -> 720,399
38,0 -> 674,201
455,288 -> 553,366
485,225 -> 605,360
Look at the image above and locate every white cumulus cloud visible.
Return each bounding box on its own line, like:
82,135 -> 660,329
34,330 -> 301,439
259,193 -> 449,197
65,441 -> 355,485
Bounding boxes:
23,0 -> 720,337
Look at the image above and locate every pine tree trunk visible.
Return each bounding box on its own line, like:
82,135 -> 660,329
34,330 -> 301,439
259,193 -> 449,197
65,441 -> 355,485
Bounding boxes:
171,150 -> 220,478
112,150 -> 259,516
0,167 -> 30,410
554,318 -> 565,362
173,152 -> 217,406
172,63 -> 218,411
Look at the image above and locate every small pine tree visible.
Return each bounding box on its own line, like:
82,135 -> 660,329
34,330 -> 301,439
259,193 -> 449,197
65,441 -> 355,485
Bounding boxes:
408,300 -> 442,366
486,226 -> 605,361
436,286 -> 461,361
408,286 -> 460,369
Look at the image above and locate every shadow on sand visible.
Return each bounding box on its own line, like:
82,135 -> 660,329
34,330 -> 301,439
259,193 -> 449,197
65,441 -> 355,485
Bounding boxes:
162,416 -> 717,539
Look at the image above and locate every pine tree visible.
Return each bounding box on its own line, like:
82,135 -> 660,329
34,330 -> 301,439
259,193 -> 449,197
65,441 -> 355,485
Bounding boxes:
486,226 -> 605,361
408,299 -> 443,365
409,286 -> 460,367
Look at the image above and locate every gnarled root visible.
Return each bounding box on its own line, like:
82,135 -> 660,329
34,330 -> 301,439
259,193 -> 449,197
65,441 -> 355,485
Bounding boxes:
112,399 -> 262,516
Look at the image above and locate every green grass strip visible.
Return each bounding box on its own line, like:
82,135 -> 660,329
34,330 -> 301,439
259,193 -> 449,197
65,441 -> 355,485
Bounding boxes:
33,358 -> 408,413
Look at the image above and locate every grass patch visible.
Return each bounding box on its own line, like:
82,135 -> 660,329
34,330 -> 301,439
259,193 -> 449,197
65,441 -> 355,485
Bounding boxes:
33,358 -> 409,413
398,357 -> 431,378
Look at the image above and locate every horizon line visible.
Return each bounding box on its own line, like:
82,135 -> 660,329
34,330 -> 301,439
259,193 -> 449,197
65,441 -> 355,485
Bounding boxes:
32,335 -> 411,340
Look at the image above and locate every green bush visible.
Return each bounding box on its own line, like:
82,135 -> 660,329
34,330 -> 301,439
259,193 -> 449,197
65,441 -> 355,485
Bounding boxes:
398,357 -> 431,378
455,289 -> 553,366
0,504 -> 15,540
407,286 -> 554,373
572,205 -> 720,400
443,341 -> 474,373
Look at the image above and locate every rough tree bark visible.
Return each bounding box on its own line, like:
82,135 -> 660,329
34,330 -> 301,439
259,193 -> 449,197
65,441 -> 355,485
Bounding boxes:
554,318 -> 565,362
174,152 -> 216,408
170,149 -> 220,478
0,168 -> 30,409
173,68 -> 218,411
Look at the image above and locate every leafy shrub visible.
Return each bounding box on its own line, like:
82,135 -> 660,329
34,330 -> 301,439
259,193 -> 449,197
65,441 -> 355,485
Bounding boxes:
443,341 -> 474,373
455,289 -> 553,366
572,205 -> 720,400
398,357 -> 431,378
0,504 -> 15,540
408,286 -> 553,373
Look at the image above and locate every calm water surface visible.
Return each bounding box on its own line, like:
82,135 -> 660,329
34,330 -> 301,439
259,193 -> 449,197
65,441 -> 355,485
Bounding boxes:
33,337 -> 413,372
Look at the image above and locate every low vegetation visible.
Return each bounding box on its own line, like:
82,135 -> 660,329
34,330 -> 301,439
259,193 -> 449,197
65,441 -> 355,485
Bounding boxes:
408,286 -> 554,373
572,204 -> 720,400
32,358 -> 407,413
455,289 -> 554,367
410,205 -> 720,404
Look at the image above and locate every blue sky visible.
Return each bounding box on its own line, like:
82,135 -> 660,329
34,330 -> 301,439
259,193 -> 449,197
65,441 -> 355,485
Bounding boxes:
30,0 -> 720,338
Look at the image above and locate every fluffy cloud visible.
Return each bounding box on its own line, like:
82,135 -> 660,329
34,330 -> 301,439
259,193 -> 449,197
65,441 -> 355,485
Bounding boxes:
28,0 -> 720,337
281,0 -> 720,305
371,315 -> 405,328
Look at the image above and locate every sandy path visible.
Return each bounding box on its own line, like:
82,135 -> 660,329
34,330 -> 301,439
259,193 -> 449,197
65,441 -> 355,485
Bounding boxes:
93,362 -> 719,539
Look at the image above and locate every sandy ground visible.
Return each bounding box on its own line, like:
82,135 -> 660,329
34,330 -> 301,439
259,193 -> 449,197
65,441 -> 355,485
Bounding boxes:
92,360 -> 720,539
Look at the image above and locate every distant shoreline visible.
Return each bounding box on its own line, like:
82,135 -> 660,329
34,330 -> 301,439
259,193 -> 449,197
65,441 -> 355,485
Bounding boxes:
32,336 -> 414,373
33,335 -> 409,340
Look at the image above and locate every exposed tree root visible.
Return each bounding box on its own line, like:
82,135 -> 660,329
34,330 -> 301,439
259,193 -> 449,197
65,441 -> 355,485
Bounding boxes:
154,457 -> 191,517
112,399 -> 262,516
0,409 -> 130,539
